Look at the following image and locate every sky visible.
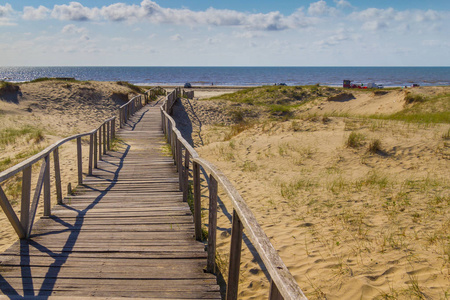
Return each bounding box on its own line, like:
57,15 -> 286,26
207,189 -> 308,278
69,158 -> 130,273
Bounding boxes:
0,0 -> 449,66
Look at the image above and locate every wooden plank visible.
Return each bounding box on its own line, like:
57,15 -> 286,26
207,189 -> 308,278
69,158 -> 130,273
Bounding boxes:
43,155 -> 51,216
27,156 -> 48,237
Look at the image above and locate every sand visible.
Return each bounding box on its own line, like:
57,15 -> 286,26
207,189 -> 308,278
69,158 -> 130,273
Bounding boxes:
172,86 -> 450,299
0,80 -> 141,252
1,82 -> 448,299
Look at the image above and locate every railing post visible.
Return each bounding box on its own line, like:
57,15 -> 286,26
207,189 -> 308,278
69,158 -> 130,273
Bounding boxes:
111,117 -> 116,139
98,126 -> 102,161
107,121 -> 110,151
53,148 -> 63,204
177,139 -> 183,191
183,149 -> 189,203
20,166 -> 32,237
206,175 -> 218,273
193,162 -> 202,240
88,133 -> 94,176
77,137 -> 83,185
94,131 -> 98,168
120,108 -> 123,128
269,279 -> 283,300
43,155 -> 51,217
226,209 -> 244,300
0,187 -> 26,239
103,123 -> 107,155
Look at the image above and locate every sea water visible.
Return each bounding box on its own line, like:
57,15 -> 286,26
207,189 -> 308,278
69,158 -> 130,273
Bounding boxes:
1,66 -> 449,87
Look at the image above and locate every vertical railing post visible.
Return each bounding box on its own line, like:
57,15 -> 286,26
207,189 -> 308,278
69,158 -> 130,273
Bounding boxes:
43,155 -> 51,217
98,126 -> 102,161
183,149 -> 189,203
226,209 -> 244,300
177,139 -> 183,190
88,133 -> 94,176
53,148 -> 62,204
111,117 -> 116,139
120,108 -> 123,128
20,166 -> 32,237
94,131 -> 98,168
77,137 -> 82,185
107,121 -> 110,151
269,279 -> 283,300
206,176 -> 218,273
193,161 -> 202,240
103,123 -> 107,155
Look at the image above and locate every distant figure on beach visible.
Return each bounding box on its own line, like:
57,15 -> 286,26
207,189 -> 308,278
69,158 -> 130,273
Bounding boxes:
211,82 -> 214,86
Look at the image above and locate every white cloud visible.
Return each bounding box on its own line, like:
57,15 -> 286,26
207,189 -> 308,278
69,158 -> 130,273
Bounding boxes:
170,34 -> 182,41
51,2 -> 100,21
23,5 -> 50,20
0,3 -> 16,26
334,0 -> 353,9
0,3 -> 12,17
22,1 -> 314,32
308,0 -> 337,16
61,24 -> 87,35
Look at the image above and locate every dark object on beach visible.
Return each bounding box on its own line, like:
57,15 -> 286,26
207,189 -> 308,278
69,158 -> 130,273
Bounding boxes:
412,83 -> 420,87
278,83 -> 287,86
184,83 -> 192,88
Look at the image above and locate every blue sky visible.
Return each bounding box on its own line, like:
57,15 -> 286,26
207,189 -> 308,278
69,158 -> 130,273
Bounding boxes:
0,1 -> 449,66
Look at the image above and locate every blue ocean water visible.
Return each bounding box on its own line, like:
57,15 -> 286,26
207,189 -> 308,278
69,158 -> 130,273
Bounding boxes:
1,66 -> 449,87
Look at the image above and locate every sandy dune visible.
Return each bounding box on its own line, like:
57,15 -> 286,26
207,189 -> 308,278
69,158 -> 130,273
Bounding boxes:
173,86 -> 449,299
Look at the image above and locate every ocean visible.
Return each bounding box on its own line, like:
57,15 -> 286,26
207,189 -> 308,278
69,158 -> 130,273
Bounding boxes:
1,66 -> 449,87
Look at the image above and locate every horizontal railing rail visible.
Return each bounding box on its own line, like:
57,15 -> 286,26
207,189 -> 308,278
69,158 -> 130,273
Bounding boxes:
119,86 -> 166,128
0,116 -> 116,240
160,89 -> 307,300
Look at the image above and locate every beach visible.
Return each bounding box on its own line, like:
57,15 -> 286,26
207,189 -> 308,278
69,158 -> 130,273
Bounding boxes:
1,81 -> 449,299
172,85 -> 450,299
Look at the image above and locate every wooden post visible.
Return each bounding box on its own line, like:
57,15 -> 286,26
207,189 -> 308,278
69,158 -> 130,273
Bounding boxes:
88,133 -> 94,176
111,117 -> 116,139
94,131 -> 98,168
177,139 -> 183,191
107,121 -> 110,151
28,157 -> 48,237
103,123 -> 107,155
43,155 -> 51,217
119,108 -> 123,128
77,137 -> 82,185
269,279 -> 283,300
182,149 -> 189,202
20,166 -> 32,237
193,162 -> 202,240
206,175 -> 218,273
0,187 -> 26,239
53,148 -> 62,204
98,126 -> 102,161
226,209 -> 244,300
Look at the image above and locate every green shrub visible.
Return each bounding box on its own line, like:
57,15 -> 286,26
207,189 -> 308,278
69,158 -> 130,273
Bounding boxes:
346,132 -> 365,148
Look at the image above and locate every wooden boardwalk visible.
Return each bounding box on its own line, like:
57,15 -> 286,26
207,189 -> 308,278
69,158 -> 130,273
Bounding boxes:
0,103 -> 221,299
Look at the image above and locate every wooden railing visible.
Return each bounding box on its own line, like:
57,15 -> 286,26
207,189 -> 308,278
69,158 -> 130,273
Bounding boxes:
119,86 -> 166,128
0,117 -> 116,239
160,89 -> 307,300
183,90 -> 194,99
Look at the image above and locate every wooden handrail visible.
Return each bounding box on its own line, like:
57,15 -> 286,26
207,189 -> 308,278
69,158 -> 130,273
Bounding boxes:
0,116 -> 116,240
160,89 -> 307,300
119,86 -> 166,128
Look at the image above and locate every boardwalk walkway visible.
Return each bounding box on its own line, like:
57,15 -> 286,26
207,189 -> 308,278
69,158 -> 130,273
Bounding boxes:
0,103 -> 221,299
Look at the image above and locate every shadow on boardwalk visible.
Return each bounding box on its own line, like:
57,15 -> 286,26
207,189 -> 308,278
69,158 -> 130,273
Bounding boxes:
0,143 -> 130,297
